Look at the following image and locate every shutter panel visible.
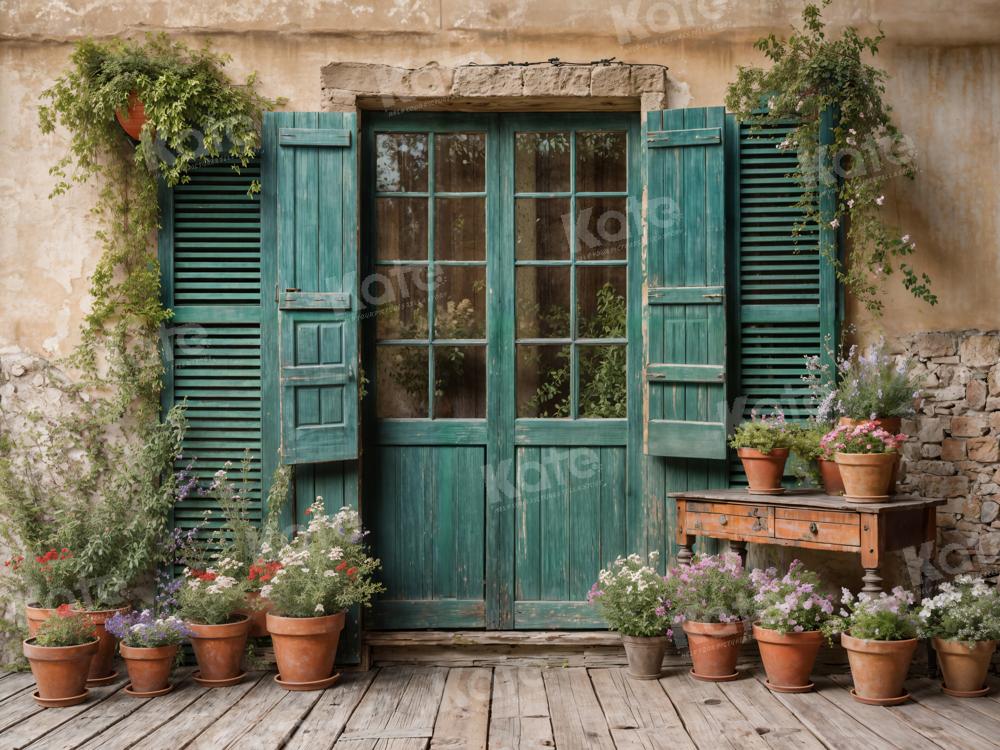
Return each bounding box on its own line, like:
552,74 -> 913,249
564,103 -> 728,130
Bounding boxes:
268,112 -> 360,465
160,160 -> 265,538
644,106 -> 729,460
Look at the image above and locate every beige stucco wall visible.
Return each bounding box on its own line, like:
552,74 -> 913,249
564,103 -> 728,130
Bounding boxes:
1,0 -> 998,355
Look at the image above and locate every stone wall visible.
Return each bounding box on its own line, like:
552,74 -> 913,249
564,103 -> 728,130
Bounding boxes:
898,331 -> 1000,583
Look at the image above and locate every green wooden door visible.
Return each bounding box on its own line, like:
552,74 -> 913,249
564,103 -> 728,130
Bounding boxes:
362,113 -> 641,629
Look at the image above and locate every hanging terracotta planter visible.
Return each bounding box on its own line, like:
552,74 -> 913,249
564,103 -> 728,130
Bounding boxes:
242,591 -> 273,638
835,452 -> 898,502
72,605 -> 129,685
753,624 -> 823,692
187,615 -> 250,687
26,604 -> 57,637
620,635 -> 668,680
818,458 -> 845,495
120,643 -> 178,697
267,611 -> 345,690
932,638 -> 997,697
114,92 -> 147,140
737,448 -> 788,495
683,620 -> 745,681
842,632 -> 917,705
23,637 -> 99,707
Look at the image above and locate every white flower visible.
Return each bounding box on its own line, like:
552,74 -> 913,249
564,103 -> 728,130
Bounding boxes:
324,570 -> 337,577
875,195 -> 885,205
829,218 -> 840,229
314,603 -> 325,614
901,234 -> 910,243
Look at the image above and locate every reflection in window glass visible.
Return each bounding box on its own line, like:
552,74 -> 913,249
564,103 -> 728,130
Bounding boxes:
517,345 -> 571,418
579,345 -> 627,417
376,133 -> 429,192
376,197 -> 428,260
575,197 -> 627,261
436,197 -> 486,261
515,198 -> 570,260
576,266 -> 627,339
435,133 -> 486,192
576,131 -> 627,192
435,266 -> 486,339
377,346 -> 428,417
374,265 -> 430,340
516,266 -> 571,339
435,346 -> 486,418
515,132 -> 570,193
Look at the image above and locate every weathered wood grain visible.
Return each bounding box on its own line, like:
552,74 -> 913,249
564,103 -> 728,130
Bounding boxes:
488,667 -> 552,750
541,667 -> 614,750
336,666 -> 447,749
429,668 -> 491,750
187,674 -> 289,749
716,674 -> 825,750
664,671 -> 771,750
589,667 -> 695,750
899,676 -> 1000,748
284,670 -> 376,750
0,672 -> 36,703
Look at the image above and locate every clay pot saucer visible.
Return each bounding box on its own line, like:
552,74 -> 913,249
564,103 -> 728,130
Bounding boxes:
274,672 -> 340,691
192,670 -> 246,688
124,682 -> 174,698
942,685 -> 990,698
748,488 -> 785,496
765,680 -> 814,693
33,689 -> 89,707
86,669 -> 119,687
690,668 -> 740,682
850,688 -> 910,706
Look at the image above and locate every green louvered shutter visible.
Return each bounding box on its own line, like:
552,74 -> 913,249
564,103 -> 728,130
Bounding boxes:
160,161 -> 265,538
267,112 -> 360,465
730,110 -> 838,448
644,106 -> 729,460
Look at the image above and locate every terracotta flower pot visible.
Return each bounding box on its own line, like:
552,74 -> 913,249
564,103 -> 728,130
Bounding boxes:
242,591 -> 273,638
738,448 -> 788,494
818,458 -> 845,495
26,603 -> 58,637
753,624 -> 823,692
837,417 -> 901,492
835,452 -> 898,502
24,637 -> 99,706
842,632 -> 917,705
683,620 -> 745,681
932,637 -> 997,697
267,611 -> 345,688
120,643 -> 178,696
187,615 -> 250,685
72,605 -> 129,683
115,92 -> 147,140
620,634 -> 668,680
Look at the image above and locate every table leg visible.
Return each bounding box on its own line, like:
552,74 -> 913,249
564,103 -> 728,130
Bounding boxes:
862,568 -> 883,594
677,534 -> 695,567
730,540 -> 748,569
860,512 -> 882,594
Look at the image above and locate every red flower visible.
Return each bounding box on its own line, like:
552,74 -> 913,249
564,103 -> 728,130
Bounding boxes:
346,567 -> 358,577
335,561 -> 348,572
304,507 -> 312,515
190,569 -> 218,582
56,604 -> 73,617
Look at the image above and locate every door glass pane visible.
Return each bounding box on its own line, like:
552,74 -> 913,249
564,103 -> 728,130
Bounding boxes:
576,131 -> 627,192
377,345 -> 428,417
435,197 -> 486,261
374,265 -> 429,340
435,346 -> 486,418
376,133 -> 428,192
576,266 -> 627,338
516,198 -> 570,260
515,132 -> 570,193
376,198 -> 428,260
517,345 -> 570,418
435,133 -> 486,192
435,266 -> 486,339
516,266 -> 570,339
576,197 -> 627,261
579,345 -> 627,417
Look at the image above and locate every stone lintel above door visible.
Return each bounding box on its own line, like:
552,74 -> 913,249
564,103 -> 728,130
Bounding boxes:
321,61 -> 669,113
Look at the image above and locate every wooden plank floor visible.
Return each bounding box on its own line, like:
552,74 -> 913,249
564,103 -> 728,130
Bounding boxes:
1,666 -> 998,749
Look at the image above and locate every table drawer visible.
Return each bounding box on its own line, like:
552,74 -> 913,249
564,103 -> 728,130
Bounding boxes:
775,507 -> 857,525
774,517 -> 860,547
686,501 -> 771,519
687,511 -> 770,538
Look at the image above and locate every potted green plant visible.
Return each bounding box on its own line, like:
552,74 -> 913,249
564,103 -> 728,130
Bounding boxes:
23,605 -> 99,707
823,421 -> 908,502
16,548 -> 77,636
751,561 -> 835,692
588,552 -> 674,680
670,553 -> 755,681
730,410 -> 795,494
831,342 -> 919,433
918,576 -> 1000,697
106,609 -> 189,697
263,499 -> 384,691
824,587 -> 919,705
177,559 -> 250,687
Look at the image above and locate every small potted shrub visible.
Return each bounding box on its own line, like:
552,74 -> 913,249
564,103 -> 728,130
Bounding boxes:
17,548 -> 77,636
106,609 -> 189,697
832,342 -> 919,433
670,552 -> 755,681
23,605 -> 99,707
919,576 -> 1000,697
730,410 -> 794,494
751,561 -> 835,692
790,423 -> 843,495
825,587 -> 919,705
177,558 -> 250,686
823,421 -> 908,502
263,499 -> 384,690
588,552 -> 674,680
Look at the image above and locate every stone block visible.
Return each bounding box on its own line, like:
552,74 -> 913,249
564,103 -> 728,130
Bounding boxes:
932,356 -> 960,365
941,438 -> 966,461
915,332 -> 956,358
631,65 -> 666,93
967,379 -> 988,410
322,62 -> 407,94
959,334 -> 1000,367
920,444 -> 942,459
522,65 -> 562,96
453,66 -> 523,97
640,92 -> 668,111
982,500 -> 1000,524
558,66 -> 592,96
990,364 -> 1000,395
951,415 -> 988,437
991,411 -> 1000,431
590,65 -> 632,96
920,474 -> 970,497
979,532 -> 1000,558
408,65 -> 454,97
918,417 -> 946,443
931,385 -> 965,401
969,436 -> 1000,463
916,460 -> 957,476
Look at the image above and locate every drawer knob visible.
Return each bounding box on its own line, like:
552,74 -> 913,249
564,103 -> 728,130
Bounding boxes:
809,522 -> 819,534
719,515 -> 728,526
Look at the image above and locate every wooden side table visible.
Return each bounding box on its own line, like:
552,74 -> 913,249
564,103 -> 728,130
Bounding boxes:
668,489 -> 945,593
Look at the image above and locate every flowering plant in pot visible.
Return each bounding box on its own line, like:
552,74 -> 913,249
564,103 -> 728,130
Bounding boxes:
918,576 -> 1000,697
17,548 -> 78,636
823,421 -> 907,502
669,552 -> 755,681
588,552 -> 675,680
177,558 -> 250,687
263,499 -> 384,690
823,587 -> 919,705
830,342 -> 919,428
751,561 -> 835,692
23,605 -> 99,707
789,422 -> 843,494
106,609 -> 189,697
730,410 -> 795,494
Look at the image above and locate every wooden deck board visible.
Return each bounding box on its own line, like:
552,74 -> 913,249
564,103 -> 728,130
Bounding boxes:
2,666 -> 993,749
